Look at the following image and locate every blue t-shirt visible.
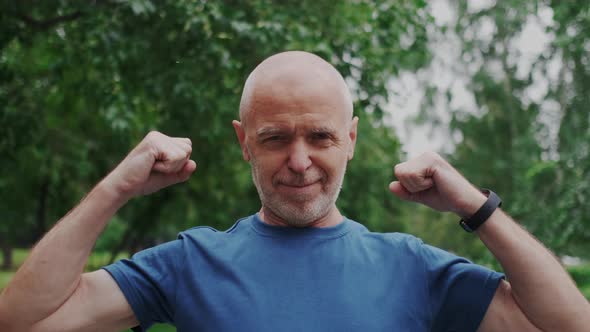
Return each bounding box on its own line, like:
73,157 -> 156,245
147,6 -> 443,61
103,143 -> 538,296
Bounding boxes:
103,214 -> 503,331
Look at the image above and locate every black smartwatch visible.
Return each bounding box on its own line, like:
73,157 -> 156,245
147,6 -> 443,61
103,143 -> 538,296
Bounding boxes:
459,189 -> 502,233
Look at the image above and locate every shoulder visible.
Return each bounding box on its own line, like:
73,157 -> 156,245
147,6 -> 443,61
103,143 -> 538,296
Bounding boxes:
175,215 -> 254,247
349,219 -> 422,248
346,218 -> 426,257
180,215 -> 252,236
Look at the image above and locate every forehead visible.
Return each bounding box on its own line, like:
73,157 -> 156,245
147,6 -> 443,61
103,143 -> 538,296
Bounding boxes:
253,112 -> 341,137
244,80 -> 350,133
247,102 -> 348,136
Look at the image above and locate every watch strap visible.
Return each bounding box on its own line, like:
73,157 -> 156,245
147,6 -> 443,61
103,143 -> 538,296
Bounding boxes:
459,189 -> 502,233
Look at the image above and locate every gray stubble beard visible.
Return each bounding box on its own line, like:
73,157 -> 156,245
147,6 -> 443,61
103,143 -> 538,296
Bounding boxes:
250,156 -> 346,228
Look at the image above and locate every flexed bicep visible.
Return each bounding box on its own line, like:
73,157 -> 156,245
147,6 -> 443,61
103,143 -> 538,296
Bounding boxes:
31,270 -> 138,332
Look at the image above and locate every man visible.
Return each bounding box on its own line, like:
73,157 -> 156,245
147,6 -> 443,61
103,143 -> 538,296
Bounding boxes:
0,51 -> 588,332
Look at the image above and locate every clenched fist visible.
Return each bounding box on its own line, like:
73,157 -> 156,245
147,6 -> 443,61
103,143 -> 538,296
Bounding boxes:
388,152 -> 487,219
103,131 -> 197,200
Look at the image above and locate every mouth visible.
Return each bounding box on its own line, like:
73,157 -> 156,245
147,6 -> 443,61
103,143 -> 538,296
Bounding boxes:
279,179 -> 321,188
277,180 -> 321,194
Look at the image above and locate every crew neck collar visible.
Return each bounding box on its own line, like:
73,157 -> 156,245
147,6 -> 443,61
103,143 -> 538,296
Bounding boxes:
250,213 -> 351,239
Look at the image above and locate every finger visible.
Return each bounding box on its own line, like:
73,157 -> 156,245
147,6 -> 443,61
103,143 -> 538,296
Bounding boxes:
171,138 -> 192,156
388,181 -> 415,201
393,162 -> 434,193
153,158 -> 187,173
402,176 -> 434,193
174,137 -> 192,148
170,159 -> 197,184
144,160 -> 197,193
182,159 -> 197,176
153,160 -> 171,173
161,159 -> 197,186
152,142 -> 192,173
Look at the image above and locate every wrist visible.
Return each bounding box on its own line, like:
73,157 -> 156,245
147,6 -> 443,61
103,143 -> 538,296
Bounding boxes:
96,177 -> 131,208
459,189 -> 502,233
455,188 -> 488,219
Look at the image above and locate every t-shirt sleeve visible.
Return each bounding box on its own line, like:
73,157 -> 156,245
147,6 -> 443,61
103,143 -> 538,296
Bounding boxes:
417,241 -> 504,332
102,238 -> 185,331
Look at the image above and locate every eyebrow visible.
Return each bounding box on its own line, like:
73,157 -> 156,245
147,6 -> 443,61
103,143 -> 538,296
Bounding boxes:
256,127 -> 289,137
309,126 -> 337,135
256,126 -> 337,137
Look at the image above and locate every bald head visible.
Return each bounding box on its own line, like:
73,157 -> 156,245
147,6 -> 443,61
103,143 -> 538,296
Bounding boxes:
239,51 -> 353,127
232,51 -> 359,228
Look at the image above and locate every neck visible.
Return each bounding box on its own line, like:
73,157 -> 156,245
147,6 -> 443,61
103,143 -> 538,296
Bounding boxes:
259,206 -> 343,228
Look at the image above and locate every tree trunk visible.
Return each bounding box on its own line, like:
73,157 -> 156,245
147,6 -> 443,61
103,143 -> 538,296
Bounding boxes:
1,243 -> 13,271
35,178 -> 50,239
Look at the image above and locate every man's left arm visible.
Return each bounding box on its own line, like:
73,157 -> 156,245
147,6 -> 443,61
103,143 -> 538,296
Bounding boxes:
390,152 -> 590,332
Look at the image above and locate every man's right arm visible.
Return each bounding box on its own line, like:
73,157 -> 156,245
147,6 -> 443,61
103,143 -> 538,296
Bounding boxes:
31,270 -> 138,332
0,131 -> 196,332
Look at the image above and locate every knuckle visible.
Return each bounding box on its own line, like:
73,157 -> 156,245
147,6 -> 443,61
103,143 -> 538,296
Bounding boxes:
144,131 -> 162,147
425,151 -> 442,162
146,130 -> 161,139
393,164 -> 404,177
420,151 -> 435,159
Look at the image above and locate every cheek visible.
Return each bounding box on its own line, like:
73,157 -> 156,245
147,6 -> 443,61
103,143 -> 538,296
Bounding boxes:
253,153 -> 287,179
314,152 -> 348,177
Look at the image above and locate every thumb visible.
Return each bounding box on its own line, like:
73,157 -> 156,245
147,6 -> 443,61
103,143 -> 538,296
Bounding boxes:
388,181 -> 416,202
163,159 -> 197,186
141,160 -> 197,195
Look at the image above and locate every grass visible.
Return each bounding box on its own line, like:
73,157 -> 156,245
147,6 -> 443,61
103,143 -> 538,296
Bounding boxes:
568,264 -> 590,300
148,324 -> 176,332
1,249 -> 174,331
0,270 -> 13,290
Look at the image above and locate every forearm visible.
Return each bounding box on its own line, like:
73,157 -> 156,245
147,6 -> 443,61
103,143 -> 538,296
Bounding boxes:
477,209 -> 590,331
0,180 -> 127,327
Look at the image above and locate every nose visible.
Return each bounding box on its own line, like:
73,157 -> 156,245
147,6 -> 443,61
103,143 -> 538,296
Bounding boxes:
287,140 -> 312,173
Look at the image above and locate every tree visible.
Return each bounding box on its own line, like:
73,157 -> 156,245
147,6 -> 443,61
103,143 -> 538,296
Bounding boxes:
408,0 -> 590,261
0,0 -> 434,262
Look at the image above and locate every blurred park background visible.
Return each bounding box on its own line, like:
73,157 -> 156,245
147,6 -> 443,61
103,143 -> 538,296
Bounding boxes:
1,0 -> 589,330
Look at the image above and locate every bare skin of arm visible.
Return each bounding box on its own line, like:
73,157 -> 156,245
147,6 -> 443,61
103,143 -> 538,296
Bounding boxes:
475,209 -> 589,332
0,131 -> 196,332
390,152 -> 590,332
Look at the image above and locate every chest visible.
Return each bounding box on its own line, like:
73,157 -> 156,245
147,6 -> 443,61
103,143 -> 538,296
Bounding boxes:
173,240 -> 430,331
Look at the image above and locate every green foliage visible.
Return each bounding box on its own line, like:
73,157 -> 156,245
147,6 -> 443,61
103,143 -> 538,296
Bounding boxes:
568,265 -> 590,300
404,206 -> 499,268
569,265 -> 590,288
0,1 -> 432,253
539,0 -> 590,257
411,0 -> 590,259
339,111 -> 406,232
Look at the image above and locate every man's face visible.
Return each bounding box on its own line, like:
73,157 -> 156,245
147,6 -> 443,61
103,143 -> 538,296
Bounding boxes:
234,83 -> 357,227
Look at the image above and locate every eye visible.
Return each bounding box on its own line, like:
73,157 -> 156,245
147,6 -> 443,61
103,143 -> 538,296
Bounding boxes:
264,135 -> 285,142
261,135 -> 290,147
311,132 -> 334,141
309,132 -> 336,147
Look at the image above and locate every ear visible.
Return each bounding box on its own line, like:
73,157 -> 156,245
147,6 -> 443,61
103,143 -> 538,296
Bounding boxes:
232,120 -> 251,161
347,116 -> 359,160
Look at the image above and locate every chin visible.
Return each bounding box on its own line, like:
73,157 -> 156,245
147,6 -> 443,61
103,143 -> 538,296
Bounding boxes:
274,204 -> 330,227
